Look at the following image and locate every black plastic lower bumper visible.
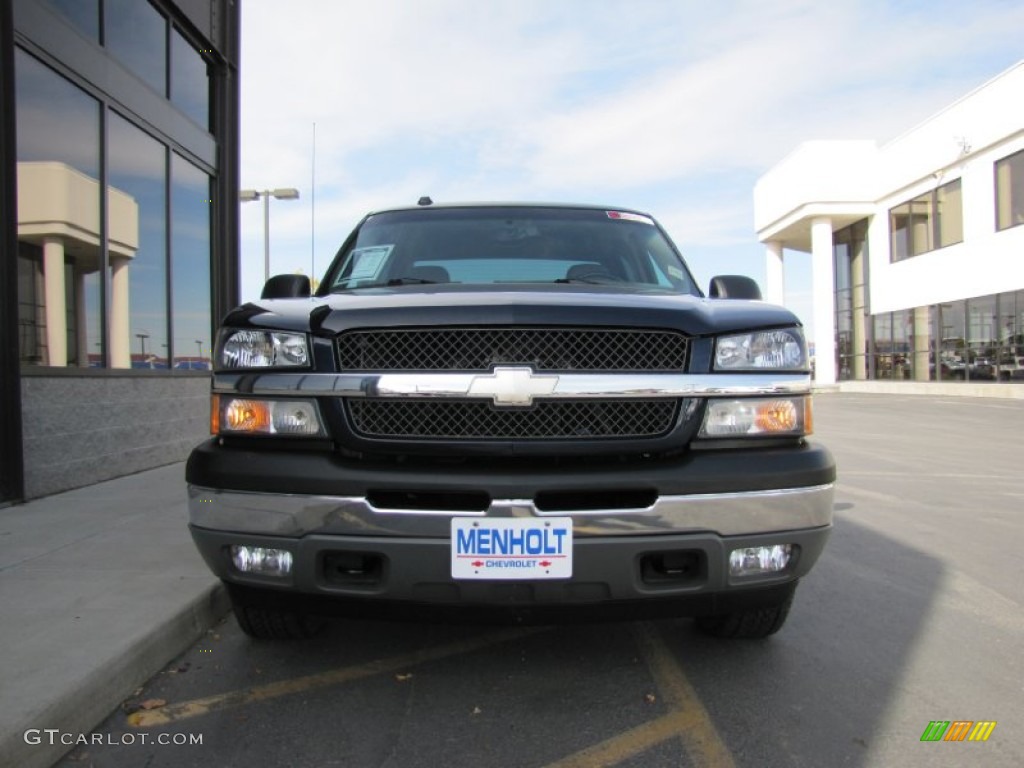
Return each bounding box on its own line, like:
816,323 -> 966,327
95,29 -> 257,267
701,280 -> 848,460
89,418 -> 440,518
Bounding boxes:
191,524 -> 831,620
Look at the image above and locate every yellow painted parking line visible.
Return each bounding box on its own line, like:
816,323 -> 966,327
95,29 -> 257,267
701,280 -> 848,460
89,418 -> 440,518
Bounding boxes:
543,711 -> 693,768
633,622 -> 736,768
128,626 -> 546,728
630,626 -> 737,768
543,623 -> 734,768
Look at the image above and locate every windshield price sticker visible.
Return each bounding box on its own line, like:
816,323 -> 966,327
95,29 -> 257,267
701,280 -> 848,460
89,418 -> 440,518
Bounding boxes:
346,245 -> 392,281
452,517 -> 573,580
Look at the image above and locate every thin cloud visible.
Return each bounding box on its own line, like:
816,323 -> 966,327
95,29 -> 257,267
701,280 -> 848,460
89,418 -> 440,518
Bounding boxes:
239,0 -> 1024,307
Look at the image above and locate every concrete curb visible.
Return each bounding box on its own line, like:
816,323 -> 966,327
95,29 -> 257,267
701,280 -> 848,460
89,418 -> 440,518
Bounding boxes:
3,583 -> 229,768
833,380 -> 1024,399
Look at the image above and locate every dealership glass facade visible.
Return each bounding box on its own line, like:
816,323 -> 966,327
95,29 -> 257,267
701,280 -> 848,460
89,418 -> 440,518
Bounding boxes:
2,0 -> 239,501
835,217 -> 1024,383
13,1 -> 218,369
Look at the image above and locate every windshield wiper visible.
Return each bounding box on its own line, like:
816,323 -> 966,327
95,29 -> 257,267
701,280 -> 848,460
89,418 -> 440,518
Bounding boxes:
334,276 -> 438,291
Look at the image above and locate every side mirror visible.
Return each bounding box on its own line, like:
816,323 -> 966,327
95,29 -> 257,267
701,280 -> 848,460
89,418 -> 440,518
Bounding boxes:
261,274 -> 311,299
708,275 -> 762,300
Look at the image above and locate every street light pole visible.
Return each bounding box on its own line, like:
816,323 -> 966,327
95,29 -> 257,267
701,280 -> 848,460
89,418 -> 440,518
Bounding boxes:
240,188 -> 301,284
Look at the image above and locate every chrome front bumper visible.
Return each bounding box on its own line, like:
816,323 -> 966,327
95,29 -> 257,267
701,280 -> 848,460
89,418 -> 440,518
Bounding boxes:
188,483 -> 835,538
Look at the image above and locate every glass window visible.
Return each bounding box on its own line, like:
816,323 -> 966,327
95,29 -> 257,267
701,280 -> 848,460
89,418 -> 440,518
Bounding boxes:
889,203 -> 910,262
872,313 -> 894,379
17,243 -> 45,364
46,0 -> 100,41
996,150 -> 1024,231
909,193 -> 933,256
171,28 -> 210,129
888,179 -> 962,261
936,179 -> 963,248
15,50 -> 103,367
833,238 -> 853,380
892,309 -> 913,380
966,295 -> 997,381
109,113 -> 168,369
997,290 -> 1024,381
171,155 -> 212,369
324,207 -> 700,295
105,0 -> 167,94
936,301 -> 967,380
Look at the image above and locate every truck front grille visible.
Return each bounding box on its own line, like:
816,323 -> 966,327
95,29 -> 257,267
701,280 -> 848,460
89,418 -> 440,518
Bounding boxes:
336,328 -> 688,372
346,399 -> 680,440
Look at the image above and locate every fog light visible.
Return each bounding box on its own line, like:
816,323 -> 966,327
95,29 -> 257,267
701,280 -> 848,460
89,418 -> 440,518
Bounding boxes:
729,544 -> 793,577
231,545 -> 293,577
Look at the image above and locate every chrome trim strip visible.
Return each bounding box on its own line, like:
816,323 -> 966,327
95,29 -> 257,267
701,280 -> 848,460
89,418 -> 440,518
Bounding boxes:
212,371 -> 812,399
188,483 -> 833,538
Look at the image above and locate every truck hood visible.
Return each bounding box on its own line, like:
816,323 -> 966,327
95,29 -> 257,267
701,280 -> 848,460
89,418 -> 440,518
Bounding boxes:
223,285 -> 802,338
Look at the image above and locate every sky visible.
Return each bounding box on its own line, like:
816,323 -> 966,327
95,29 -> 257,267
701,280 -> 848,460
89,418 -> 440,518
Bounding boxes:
239,0 -> 1024,335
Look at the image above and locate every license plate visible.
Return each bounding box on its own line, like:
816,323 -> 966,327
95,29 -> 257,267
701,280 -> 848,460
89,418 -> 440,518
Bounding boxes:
451,517 -> 573,580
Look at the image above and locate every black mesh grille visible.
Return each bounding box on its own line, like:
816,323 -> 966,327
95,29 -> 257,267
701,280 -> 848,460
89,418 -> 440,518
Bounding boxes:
346,399 -> 679,440
336,328 -> 688,371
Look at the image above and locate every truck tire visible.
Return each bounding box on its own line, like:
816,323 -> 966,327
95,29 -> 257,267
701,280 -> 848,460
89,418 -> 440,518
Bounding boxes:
231,600 -> 325,640
694,586 -> 795,639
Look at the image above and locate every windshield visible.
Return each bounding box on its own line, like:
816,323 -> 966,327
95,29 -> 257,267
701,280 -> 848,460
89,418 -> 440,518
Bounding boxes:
323,206 -> 700,295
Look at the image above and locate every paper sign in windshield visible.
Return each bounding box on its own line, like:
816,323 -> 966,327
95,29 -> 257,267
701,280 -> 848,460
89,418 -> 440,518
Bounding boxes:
346,245 -> 392,281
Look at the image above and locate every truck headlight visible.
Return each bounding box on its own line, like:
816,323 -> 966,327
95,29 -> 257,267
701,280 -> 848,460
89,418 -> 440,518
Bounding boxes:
700,396 -> 811,437
715,328 -> 806,371
219,330 -> 309,369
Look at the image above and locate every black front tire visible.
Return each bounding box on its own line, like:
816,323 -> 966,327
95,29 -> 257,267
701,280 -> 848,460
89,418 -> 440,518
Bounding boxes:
229,593 -> 325,640
694,586 -> 795,639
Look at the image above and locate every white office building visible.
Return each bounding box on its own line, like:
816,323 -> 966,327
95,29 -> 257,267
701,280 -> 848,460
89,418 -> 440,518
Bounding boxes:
755,60 -> 1024,387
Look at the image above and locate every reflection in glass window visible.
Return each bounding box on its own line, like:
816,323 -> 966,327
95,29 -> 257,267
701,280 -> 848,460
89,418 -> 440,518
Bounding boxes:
888,179 -> 962,261
872,314 -> 894,379
997,290 -> 1024,381
47,0 -> 100,41
171,29 -> 210,129
106,0 -> 167,94
995,150 -> 1024,231
15,50 -> 103,367
889,202 -> 910,262
908,194 -> 933,256
936,179 -> 963,247
833,238 -> 853,380
966,295 -> 997,381
937,301 -> 966,381
109,114 -> 168,369
171,155 -> 211,369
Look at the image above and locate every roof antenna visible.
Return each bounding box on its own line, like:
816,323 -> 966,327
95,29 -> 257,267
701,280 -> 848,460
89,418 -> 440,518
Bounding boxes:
417,196 -> 433,206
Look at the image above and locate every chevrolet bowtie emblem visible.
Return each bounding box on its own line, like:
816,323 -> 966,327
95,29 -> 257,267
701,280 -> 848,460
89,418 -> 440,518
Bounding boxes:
467,367 -> 560,406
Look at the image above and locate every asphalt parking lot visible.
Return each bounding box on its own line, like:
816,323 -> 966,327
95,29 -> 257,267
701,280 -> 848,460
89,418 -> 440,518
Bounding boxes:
57,393 -> 1024,768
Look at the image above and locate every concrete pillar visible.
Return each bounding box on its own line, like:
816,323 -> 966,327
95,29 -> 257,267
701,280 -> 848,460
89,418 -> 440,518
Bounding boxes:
913,306 -> 931,381
110,256 -> 131,368
74,270 -> 88,367
43,236 -> 67,367
765,241 -> 785,305
811,218 -> 836,385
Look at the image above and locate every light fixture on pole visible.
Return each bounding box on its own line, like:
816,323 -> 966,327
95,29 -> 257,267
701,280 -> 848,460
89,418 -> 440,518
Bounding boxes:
240,187 -> 301,283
